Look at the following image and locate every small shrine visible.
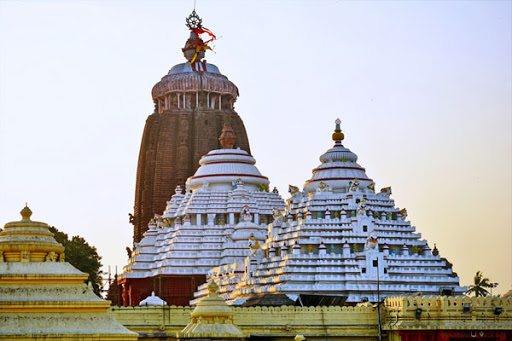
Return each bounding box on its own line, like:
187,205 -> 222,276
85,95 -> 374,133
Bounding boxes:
194,120 -> 466,305
119,123 -> 284,306
0,206 -> 137,340
176,281 -> 248,340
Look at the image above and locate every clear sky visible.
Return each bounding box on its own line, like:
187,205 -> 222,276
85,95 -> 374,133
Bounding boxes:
1,1 -> 510,295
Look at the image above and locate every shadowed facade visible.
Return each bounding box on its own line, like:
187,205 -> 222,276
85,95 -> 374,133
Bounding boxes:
131,11 -> 251,243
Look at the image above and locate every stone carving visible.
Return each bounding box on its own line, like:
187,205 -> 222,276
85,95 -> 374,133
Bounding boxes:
288,185 -> 300,197
20,250 -> 30,262
241,205 -> 252,222
365,230 -> 379,251
367,182 -> 375,192
379,187 -> 392,197
59,253 -> 65,262
357,200 -> 367,216
347,178 -> 359,192
248,233 -> 262,257
232,178 -> 243,190
45,251 -> 57,262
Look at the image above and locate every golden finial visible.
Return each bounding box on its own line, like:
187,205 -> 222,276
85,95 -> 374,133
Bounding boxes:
332,118 -> 344,142
219,122 -> 236,149
20,204 -> 32,221
207,280 -> 219,295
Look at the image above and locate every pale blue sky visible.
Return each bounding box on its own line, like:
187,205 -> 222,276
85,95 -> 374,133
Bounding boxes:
1,1 -> 511,294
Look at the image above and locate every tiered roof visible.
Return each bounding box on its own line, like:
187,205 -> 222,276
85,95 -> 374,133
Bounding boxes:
121,123 -> 284,281
194,120 -> 466,305
0,206 -> 137,340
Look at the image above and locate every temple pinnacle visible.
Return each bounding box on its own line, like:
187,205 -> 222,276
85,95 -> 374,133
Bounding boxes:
20,204 -> 32,221
332,118 -> 345,142
219,122 -> 236,149
182,10 -> 216,63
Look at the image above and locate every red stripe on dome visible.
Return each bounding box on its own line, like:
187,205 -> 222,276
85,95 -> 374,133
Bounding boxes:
305,177 -> 373,184
190,173 -> 268,180
202,152 -> 252,157
312,166 -> 367,172
202,161 -> 255,165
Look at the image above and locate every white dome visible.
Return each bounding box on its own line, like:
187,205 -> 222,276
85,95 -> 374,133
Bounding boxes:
139,292 -> 167,306
188,148 -> 269,191
303,125 -> 373,193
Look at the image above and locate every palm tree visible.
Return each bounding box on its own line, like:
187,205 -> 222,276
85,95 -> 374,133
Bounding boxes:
466,271 -> 496,297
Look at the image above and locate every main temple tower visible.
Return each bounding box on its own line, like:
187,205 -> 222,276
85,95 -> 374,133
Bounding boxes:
132,11 -> 251,242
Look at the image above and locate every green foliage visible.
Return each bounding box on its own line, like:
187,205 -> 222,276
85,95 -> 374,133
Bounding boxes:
49,226 -> 103,296
466,271 -> 497,297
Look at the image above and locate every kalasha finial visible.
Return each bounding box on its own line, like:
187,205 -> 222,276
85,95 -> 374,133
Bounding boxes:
20,204 -> 32,221
207,280 -> 219,295
219,122 -> 236,149
182,10 -> 217,64
332,118 -> 345,142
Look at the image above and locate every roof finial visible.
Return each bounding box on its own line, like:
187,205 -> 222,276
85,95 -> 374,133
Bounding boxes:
20,204 -> 32,221
332,118 -> 345,143
219,122 -> 236,149
182,10 -> 216,64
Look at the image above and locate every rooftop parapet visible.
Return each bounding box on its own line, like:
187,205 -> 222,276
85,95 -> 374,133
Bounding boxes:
384,295 -> 512,330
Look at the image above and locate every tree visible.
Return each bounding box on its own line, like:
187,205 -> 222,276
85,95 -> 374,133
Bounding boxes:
106,274 -> 119,305
466,271 -> 497,297
49,226 -> 103,296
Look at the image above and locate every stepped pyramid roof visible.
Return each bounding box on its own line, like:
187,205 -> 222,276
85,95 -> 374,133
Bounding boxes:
121,123 -> 284,280
0,206 -> 137,340
194,120 -> 466,305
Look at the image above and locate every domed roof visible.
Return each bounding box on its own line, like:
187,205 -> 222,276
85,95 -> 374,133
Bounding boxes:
187,123 -> 269,191
151,10 -> 239,101
0,205 -> 65,262
139,292 -> 167,306
151,62 -> 239,101
304,119 -> 373,192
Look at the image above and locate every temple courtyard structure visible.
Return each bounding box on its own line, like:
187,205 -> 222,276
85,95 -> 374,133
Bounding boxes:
1,8 -> 511,341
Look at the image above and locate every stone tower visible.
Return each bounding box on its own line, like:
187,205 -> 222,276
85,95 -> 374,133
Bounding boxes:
132,11 -> 251,242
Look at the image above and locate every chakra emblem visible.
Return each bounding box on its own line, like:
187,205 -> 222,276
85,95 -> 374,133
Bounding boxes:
186,10 -> 202,29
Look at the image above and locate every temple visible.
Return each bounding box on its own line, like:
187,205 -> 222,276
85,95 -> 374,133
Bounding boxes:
0,206 -> 137,340
119,123 -> 284,306
193,119 -> 466,305
132,10 -> 251,243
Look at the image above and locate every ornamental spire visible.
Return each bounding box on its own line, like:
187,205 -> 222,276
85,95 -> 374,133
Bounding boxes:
182,10 -> 217,64
219,122 -> 236,149
332,118 -> 345,143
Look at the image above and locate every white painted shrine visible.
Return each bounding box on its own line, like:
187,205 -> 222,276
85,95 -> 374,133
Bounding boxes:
193,119 -> 466,305
119,123 -> 284,305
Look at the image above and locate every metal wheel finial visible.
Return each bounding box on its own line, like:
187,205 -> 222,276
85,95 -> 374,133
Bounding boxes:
186,10 -> 202,30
